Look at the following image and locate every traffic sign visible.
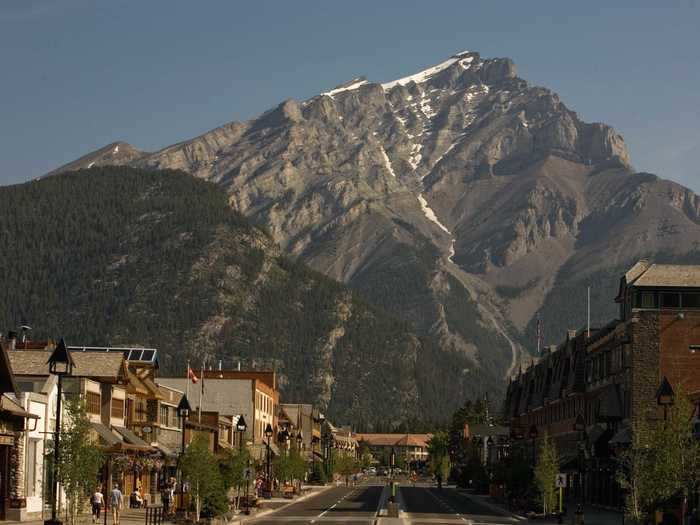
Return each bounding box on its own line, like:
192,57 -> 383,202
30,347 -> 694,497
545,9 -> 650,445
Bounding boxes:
243,467 -> 253,480
555,473 -> 567,488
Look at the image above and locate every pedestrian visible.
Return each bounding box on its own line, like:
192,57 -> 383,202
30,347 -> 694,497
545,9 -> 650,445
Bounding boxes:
110,483 -> 123,525
161,481 -> 173,515
436,472 -> 443,491
91,486 -> 104,523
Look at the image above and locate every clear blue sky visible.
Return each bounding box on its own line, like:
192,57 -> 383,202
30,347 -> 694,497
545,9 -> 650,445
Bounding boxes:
1,1 -> 698,190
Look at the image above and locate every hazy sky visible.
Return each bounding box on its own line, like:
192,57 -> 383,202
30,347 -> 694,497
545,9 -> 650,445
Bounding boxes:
1,1 -> 698,190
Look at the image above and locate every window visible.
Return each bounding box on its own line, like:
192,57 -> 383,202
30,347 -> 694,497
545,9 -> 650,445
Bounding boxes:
661,292 -> 681,308
160,406 -> 169,426
135,398 -> 148,422
25,438 -> 39,496
635,291 -> 656,308
111,398 -> 124,419
682,293 -> 700,308
86,391 -> 101,414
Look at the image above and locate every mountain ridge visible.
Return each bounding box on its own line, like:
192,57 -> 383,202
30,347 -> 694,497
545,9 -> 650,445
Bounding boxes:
47,50 -> 700,400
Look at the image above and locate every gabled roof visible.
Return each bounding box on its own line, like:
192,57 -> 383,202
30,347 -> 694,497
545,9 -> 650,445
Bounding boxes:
0,342 -> 18,395
617,260 -> 700,302
633,264 -> 700,288
9,350 -> 128,381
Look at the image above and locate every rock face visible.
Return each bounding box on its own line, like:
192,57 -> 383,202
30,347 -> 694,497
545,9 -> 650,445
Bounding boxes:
51,51 -> 700,399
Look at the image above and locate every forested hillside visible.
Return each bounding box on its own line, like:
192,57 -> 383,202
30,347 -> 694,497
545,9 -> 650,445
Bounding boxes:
0,167 -> 474,427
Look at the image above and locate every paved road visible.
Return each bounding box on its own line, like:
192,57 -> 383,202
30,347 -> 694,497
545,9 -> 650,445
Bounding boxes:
400,484 -> 520,524
247,480 -> 521,524
249,482 -> 383,524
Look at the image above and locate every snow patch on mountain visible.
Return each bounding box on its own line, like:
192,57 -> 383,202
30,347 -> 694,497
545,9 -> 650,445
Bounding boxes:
380,147 -> 397,178
322,78 -> 368,98
381,51 -> 471,90
417,194 -> 450,235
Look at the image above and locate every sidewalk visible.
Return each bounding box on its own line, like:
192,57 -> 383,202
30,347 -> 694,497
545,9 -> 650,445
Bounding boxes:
562,505 -> 623,525
0,486 -> 333,525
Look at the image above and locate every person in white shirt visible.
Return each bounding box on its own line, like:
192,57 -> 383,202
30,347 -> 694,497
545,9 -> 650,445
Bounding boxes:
91,487 -> 104,523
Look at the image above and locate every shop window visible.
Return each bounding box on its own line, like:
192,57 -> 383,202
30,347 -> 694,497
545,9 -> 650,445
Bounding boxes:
661,292 -> 681,308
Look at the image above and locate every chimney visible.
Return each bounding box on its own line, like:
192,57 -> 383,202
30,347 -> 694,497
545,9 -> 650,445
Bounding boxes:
7,331 -> 17,351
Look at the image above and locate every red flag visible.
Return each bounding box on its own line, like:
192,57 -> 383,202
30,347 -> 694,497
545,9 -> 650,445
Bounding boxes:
188,366 -> 199,384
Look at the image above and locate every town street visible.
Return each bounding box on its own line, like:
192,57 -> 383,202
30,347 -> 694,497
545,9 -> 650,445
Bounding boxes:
247,481 -> 519,524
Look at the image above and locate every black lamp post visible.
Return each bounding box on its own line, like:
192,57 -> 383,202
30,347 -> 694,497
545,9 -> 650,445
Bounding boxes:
529,425 -> 538,465
177,394 -> 191,513
236,415 -> 247,453
296,431 -> 303,451
486,436 -> 494,466
656,376 -> 675,423
574,413 -> 586,515
45,338 -> 75,525
264,423 -> 274,498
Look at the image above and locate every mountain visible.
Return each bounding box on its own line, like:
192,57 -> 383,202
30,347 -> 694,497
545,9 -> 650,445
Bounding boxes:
0,166 -> 479,428
50,51 -> 700,399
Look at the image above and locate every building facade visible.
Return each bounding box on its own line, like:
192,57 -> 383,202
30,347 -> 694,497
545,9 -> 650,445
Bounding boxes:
503,261 -> 700,509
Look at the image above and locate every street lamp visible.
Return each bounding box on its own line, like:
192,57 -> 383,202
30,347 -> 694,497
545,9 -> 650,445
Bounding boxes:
236,415 -> 247,452
656,376 -> 675,423
574,413 -> 586,517
264,423 -> 274,498
296,431 -> 303,450
45,338 -> 75,525
529,425 -> 538,465
486,436 -> 494,465
177,394 -> 191,513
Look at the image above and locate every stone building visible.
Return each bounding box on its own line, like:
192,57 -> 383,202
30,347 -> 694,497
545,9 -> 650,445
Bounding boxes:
503,260 -> 700,510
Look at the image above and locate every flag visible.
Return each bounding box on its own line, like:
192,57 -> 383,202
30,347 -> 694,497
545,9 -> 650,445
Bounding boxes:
188,366 -> 199,384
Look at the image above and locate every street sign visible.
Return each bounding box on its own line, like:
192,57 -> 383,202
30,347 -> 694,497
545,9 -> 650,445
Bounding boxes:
142,425 -> 153,434
242,467 -> 253,480
555,473 -> 567,488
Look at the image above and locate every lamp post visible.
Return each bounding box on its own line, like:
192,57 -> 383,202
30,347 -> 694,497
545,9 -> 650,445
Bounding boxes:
574,413 -> 586,520
45,338 -> 75,525
486,436 -> 494,467
236,415 -> 247,453
656,376 -> 675,424
529,425 -> 538,466
176,394 -> 191,514
235,415 -> 250,515
296,431 -> 303,451
264,423 -> 273,498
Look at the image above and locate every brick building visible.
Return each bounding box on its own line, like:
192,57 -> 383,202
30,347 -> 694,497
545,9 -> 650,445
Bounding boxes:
503,260 -> 700,510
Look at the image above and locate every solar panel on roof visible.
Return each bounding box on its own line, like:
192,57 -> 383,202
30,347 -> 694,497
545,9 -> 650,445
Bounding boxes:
141,350 -> 155,361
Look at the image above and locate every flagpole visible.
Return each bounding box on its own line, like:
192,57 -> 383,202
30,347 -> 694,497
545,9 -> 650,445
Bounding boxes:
198,358 -> 205,423
186,359 -> 190,400
587,286 -> 591,339
536,314 -> 541,356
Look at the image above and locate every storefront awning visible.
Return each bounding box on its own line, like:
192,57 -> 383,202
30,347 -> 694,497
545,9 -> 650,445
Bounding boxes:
113,426 -> 152,449
154,443 -> 178,459
90,422 -> 121,446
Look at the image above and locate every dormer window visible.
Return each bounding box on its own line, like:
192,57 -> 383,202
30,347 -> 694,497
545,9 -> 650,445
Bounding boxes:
638,292 -> 655,308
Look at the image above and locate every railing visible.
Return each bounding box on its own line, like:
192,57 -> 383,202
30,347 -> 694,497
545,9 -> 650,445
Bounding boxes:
145,505 -> 163,525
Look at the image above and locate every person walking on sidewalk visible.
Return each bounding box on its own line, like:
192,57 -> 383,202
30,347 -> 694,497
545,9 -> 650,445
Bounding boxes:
111,484 -> 123,525
91,486 -> 104,523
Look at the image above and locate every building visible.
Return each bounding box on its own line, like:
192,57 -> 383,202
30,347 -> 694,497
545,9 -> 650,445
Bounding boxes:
503,260 -> 700,510
279,403 -> 322,461
355,433 -> 431,464
0,337 -> 36,521
158,369 -> 281,461
8,343 -> 184,509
